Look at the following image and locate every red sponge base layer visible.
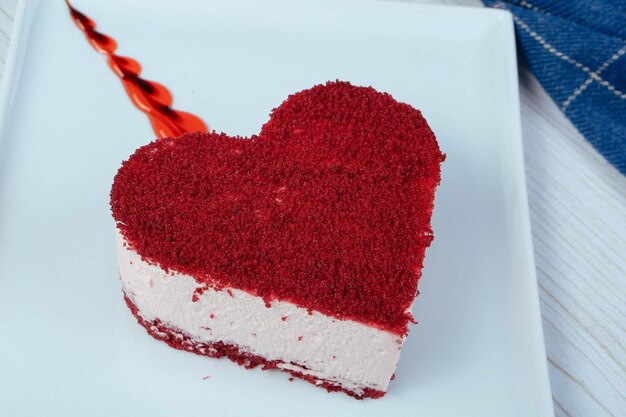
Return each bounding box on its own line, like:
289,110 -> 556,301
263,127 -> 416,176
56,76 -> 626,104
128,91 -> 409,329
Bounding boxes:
123,292 -> 385,400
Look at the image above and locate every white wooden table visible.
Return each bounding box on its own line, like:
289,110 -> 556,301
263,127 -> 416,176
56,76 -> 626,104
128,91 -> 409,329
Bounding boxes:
1,1 -> 623,416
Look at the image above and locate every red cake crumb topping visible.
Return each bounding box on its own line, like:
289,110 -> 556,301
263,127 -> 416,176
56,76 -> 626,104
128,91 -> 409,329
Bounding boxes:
111,81 -> 444,335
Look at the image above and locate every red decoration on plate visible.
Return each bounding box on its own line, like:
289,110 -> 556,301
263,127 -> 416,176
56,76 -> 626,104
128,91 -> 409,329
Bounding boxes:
65,1 -> 208,139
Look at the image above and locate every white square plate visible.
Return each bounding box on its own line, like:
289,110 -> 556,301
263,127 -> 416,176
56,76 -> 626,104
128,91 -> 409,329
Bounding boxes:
0,0 -> 553,416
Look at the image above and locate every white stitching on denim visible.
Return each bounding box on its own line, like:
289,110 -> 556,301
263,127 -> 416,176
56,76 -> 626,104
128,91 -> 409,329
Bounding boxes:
562,46 -> 626,110
493,2 -> 626,102
596,46 -> 626,73
517,1 -> 551,16
561,78 -> 595,110
597,77 -> 626,99
509,12 -> 592,70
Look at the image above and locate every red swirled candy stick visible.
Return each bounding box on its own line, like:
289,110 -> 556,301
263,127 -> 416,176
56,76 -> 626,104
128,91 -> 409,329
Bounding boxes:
66,1 -> 208,139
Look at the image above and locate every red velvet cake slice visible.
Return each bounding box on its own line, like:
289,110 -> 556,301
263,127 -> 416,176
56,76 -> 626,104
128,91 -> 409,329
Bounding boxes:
111,81 -> 444,399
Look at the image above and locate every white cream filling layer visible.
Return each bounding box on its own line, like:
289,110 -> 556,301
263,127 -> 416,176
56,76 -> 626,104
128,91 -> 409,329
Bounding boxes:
116,230 -> 404,395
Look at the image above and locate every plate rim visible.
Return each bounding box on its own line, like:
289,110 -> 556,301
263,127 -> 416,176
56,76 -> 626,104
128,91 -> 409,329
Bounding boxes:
0,1 -> 554,416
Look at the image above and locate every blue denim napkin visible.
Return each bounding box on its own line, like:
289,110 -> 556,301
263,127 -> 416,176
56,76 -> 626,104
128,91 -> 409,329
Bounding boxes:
482,0 -> 626,176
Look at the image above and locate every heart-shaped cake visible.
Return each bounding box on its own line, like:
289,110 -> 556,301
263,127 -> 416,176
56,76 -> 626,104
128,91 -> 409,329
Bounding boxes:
111,81 -> 444,399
